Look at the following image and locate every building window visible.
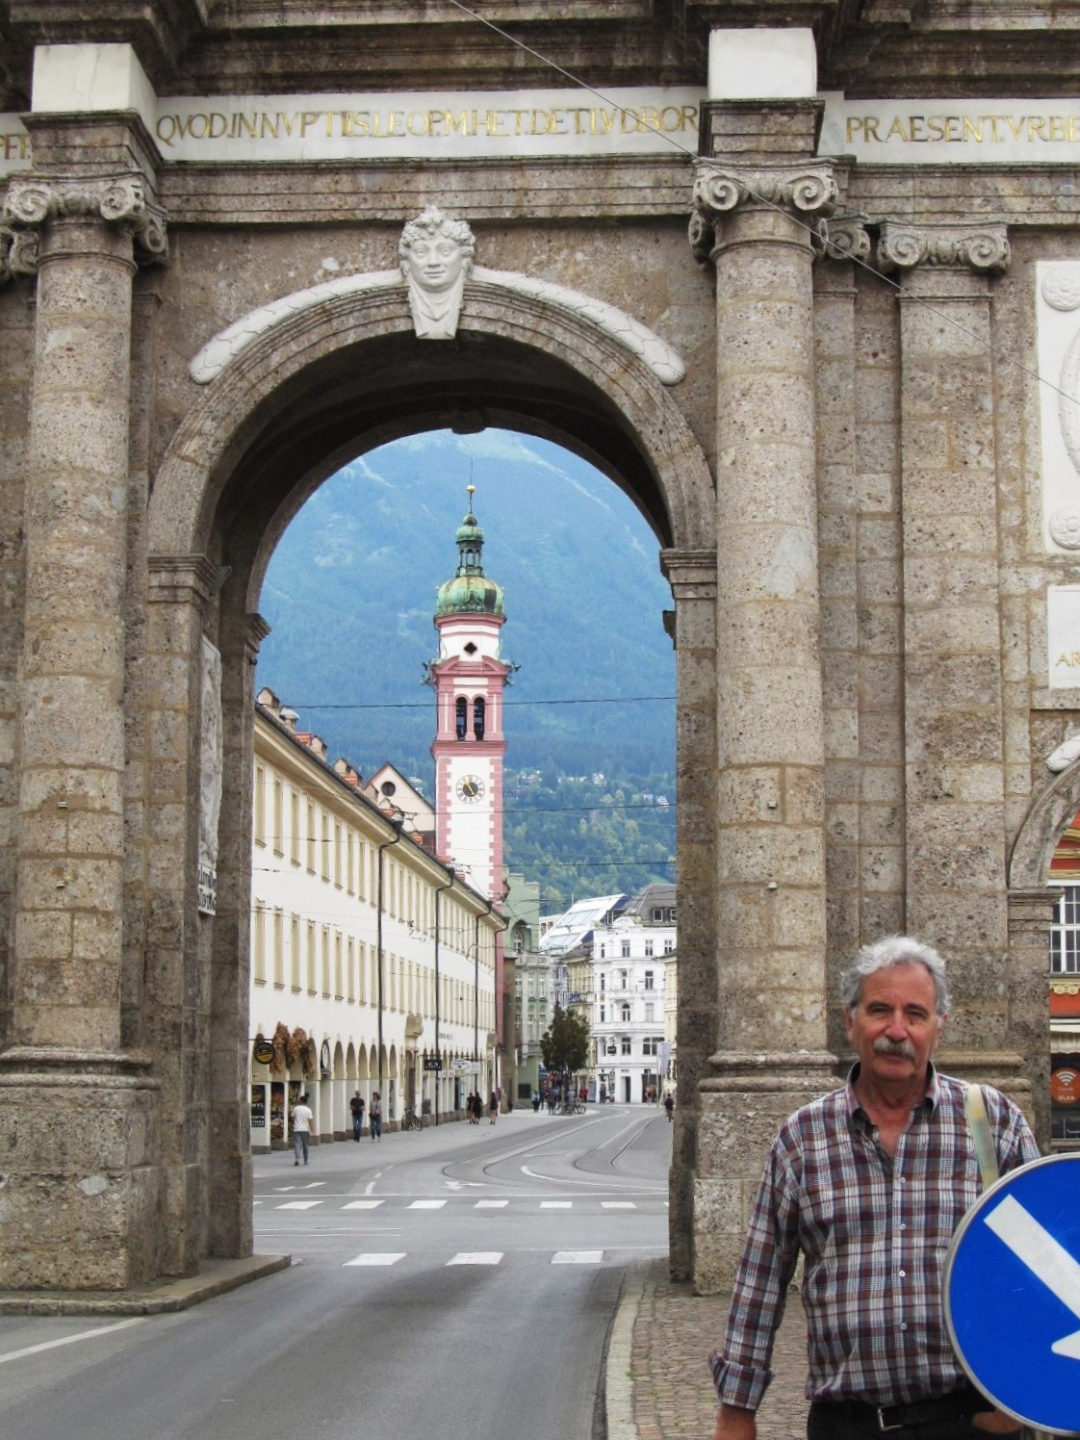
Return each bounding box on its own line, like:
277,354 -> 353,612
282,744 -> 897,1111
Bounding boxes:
644,969 -> 655,990
621,1002 -> 631,1023
254,767 -> 266,845
619,969 -> 628,990
621,1035 -> 632,1055
663,938 -> 674,955
599,973 -> 606,992
272,779 -> 284,857
644,939 -> 654,957
456,696 -> 468,739
1051,885 -> 1080,974
642,1035 -> 661,1056
644,1002 -> 655,1023
621,940 -> 631,958
290,790 -> 300,866
473,696 -> 485,740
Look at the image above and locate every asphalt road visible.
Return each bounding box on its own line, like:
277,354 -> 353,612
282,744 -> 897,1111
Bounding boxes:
0,1104 -> 671,1440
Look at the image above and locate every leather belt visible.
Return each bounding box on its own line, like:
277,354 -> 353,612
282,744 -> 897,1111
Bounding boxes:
811,1386 -> 980,1432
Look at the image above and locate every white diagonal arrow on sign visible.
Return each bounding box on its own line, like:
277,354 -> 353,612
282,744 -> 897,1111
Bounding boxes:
983,1194 -> 1080,1359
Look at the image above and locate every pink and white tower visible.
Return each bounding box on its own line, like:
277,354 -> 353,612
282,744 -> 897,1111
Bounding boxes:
429,487 -> 512,1053
429,486 -> 512,908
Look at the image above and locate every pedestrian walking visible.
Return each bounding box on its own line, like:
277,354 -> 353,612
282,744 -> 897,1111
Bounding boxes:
291,1092 -> 315,1166
708,934 -> 1039,1440
663,1092 -> 674,1122
488,1090 -> 498,1125
350,1089 -> 365,1141
369,1090 -> 382,1141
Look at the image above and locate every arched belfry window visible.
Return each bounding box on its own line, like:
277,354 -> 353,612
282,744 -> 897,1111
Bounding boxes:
455,696 -> 467,740
473,696 -> 485,740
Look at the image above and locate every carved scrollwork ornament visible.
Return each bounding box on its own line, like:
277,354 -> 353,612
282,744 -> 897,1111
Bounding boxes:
814,218 -> 873,265
1,175 -> 167,266
692,161 -> 838,221
877,223 -> 1009,276
688,208 -> 714,265
0,226 -> 39,283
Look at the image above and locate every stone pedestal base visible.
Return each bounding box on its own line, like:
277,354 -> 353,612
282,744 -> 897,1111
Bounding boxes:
0,1048 -> 161,1290
693,1050 -> 839,1294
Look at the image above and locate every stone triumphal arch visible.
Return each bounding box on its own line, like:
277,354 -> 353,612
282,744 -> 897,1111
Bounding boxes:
2,4 -> 1079,1297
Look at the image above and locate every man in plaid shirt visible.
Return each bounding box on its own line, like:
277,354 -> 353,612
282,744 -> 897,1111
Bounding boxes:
709,935 -> 1039,1440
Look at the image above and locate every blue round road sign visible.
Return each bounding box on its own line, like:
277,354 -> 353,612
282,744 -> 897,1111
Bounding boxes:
946,1152 -> 1080,1435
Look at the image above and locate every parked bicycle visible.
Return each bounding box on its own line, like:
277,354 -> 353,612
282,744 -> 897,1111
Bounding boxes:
402,1106 -> 423,1131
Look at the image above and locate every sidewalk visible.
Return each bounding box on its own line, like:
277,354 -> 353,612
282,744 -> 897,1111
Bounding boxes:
607,1258 -> 808,1440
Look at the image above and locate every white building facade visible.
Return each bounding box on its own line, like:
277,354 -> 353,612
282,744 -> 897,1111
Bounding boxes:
249,692 -> 500,1151
591,886 -> 676,1104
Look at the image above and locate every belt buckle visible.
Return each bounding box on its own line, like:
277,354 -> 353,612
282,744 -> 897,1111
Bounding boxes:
876,1407 -> 905,1432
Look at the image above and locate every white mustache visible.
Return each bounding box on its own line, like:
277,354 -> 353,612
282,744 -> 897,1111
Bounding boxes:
873,1036 -> 917,1060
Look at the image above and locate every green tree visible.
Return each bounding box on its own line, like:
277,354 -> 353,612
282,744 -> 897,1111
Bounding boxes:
540,1003 -> 591,1074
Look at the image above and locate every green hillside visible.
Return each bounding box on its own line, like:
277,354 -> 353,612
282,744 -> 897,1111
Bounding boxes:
255,428 -> 677,898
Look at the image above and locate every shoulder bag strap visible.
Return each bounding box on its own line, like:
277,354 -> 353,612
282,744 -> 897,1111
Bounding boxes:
965,1082 -> 1000,1190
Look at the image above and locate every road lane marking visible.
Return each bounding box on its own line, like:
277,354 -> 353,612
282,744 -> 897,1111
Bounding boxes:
407,1199 -> 447,1209
540,1201 -> 572,1209
276,1200 -> 324,1210
475,1200 -> 508,1208
344,1253 -> 405,1266
552,1251 -> 603,1264
447,1252 -> 503,1266
602,1202 -> 637,1209
0,1318 -> 147,1365
342,1199 -> 384,1210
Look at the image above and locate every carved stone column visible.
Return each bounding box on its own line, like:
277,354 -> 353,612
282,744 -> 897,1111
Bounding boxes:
690,160 -> 838,1291
813,220 -> 876,1047
0,162 -> 167,1290
659,547 -> 717,1282
878,223 -> 1022,1080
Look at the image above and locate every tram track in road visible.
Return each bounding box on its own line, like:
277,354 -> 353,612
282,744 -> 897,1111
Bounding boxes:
438,1105 -> 668,1193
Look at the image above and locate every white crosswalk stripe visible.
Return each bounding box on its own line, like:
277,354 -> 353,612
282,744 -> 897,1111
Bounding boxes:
474,1199 -> 508,1208
407,1199 -> 447,1210
340,1249 -> 609,1269
342,1199 -> 384,1210
276,1200 -> 324,1210
540,1201 -> 572,1209
601,1202 -> 637,1209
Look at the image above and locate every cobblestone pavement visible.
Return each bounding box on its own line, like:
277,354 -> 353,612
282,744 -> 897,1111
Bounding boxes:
619,1258 -> 808,1440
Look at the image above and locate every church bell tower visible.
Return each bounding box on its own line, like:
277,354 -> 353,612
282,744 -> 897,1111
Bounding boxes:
428,486 -> 512,904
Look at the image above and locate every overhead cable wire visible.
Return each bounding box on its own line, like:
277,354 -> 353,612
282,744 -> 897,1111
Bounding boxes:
442,0 -> 1080,423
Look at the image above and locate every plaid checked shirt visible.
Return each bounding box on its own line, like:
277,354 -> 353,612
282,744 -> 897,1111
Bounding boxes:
710,1066 -> 1039,1410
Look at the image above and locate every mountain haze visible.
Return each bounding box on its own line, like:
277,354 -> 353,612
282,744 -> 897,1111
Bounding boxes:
255,430 -> 676,794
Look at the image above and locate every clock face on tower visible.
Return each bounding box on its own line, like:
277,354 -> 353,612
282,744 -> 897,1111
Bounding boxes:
456,774 -> 486,803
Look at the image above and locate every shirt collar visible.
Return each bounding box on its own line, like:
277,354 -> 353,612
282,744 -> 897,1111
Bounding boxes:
845,1060 -> 940,1120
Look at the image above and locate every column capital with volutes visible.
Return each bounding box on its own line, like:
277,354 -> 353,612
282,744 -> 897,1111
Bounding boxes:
877,221 -> 1009,277
2,173 -> 168,270
690,158 -> 838,263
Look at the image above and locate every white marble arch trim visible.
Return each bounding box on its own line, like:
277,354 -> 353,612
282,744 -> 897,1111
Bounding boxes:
188,267 -> 686,387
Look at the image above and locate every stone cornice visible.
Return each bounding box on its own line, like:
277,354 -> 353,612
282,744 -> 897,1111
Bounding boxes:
2,174 -> 168,267
147,554 -> 218,606
877,221 -> 1010,276
690,159 -> 837,263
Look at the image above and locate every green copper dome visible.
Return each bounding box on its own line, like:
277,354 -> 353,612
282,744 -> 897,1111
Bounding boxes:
435,489 -> 505,618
